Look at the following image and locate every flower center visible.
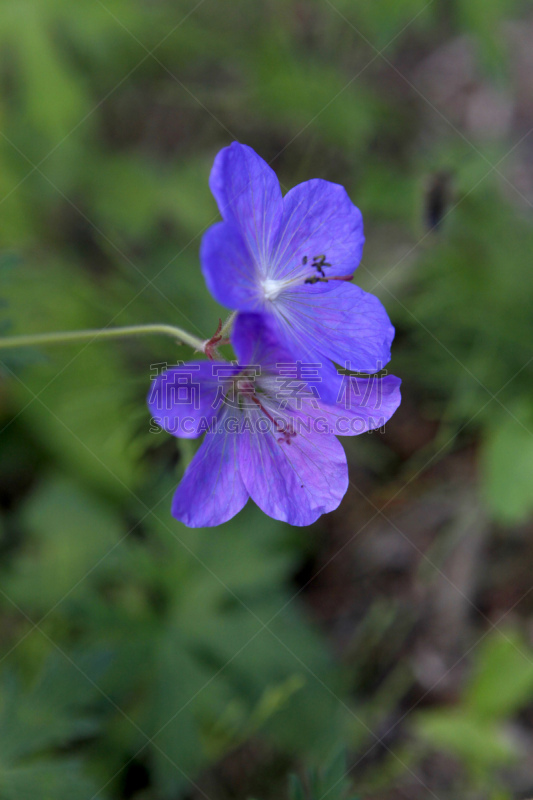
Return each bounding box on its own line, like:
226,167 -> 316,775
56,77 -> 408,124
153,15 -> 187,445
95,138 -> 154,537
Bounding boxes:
234,374 -> 296,445
260,254 -> 354,302
261,278 -> 288,302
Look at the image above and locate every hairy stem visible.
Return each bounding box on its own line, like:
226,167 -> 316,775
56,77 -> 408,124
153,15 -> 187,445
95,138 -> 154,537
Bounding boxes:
218,311 -> 237,339
0,324 -> 207,353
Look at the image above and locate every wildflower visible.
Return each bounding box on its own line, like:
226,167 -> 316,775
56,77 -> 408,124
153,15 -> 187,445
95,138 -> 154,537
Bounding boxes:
147,315 -> 401,528
200,143 -> 395,402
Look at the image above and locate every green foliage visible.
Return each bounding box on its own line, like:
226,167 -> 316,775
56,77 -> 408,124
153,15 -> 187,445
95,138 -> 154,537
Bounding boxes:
0,654 -> 105,799
254,47 -> 378,152
414,631 -> 533,784
466,632 -> 533,719
3,261 -> 146,493
398,179 -> 533,523
288,750 -> 360,800
1,475 -> 344,798
481,408 -> 533,524
455,0 -> 518,73
333,0 -> 435,48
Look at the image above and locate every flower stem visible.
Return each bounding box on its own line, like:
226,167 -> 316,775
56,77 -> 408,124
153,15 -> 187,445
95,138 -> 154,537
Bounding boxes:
218,311 -> 237,339
0,324 -> 207,353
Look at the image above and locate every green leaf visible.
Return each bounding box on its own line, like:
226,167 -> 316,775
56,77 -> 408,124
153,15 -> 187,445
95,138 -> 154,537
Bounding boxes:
0,759 -> 99,800
254,47 -> 377,151
481,409 -> 533,524
413,630 -> 533,780
465,631 -> 533,720
0,653 -> 106,799
416,709 -> 515,770
289,773 -> 307,800
5,476 -> 124,612
455,0 -> 517,73
5,260 -> 145,493
79,503 -> 345,797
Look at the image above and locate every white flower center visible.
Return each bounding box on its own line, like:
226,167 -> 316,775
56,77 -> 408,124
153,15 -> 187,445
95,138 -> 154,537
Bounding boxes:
261,278 -> 288,302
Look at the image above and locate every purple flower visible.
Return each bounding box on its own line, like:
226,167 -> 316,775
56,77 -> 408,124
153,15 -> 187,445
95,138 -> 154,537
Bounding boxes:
200,143 -> 395,403
147,315 -> 401,528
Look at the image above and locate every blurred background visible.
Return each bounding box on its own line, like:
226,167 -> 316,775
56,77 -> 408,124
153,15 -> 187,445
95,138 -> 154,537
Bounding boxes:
0,0 -> 532,798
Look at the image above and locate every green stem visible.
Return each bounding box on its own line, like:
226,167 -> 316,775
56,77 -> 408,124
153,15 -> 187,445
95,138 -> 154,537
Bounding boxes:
219,311 -> 237,339
0,324 -> 207,353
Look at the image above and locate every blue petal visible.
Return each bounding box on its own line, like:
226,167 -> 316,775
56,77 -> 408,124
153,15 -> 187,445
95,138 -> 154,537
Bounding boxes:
232,313 -> 328,403
269,179 -> 364,280
296,282 -> 394,369
311,374 -> 402,436
209,143 -> 283,267
172,424 -> 249,527
200,222 -> 263,311
232,312 -> 296,366
147,361 -> 235,438
271,282 -> 395,403
240,418 -> 348,526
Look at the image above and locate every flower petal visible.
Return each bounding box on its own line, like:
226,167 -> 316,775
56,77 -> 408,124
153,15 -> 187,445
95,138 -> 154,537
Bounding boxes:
231,311 -> 295,366
172,425 -> 249,527
232,313 -> 326,408
240,420 -> 348,526
200,221 -> 262,311
147,361 -> 235,438
310,374 -> 402,436
209,142 -> 283,267
272,282 -> 395,403
270,179 -> 364,281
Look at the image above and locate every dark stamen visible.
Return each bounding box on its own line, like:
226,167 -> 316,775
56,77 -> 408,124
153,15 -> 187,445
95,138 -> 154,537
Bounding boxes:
304,273 -> 354,285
